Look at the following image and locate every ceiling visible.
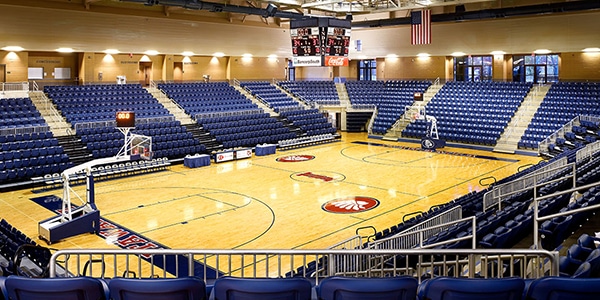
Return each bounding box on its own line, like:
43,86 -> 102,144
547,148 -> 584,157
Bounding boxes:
0,0 -> 598,58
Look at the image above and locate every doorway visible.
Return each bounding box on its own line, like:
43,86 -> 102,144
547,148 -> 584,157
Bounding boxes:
173,62 -> 183,82
139,62 -> 152,86
0,64 -> 6,83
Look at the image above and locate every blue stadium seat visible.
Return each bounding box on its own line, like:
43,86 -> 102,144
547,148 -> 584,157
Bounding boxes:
417,277 -> 525,300
525,277 -> 600,300
317,276 -> 418,300
212,277 -> 312,300
108,277 -> 206,300
4,276 -> 107,300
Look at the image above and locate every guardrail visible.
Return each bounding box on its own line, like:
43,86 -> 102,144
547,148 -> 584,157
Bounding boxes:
576,140 -> 600,162
49,248 -> 558,282
194,109 -> 265,121
482,157 -> 570,212
0,125 -> 50,136
0,82 -> 29,91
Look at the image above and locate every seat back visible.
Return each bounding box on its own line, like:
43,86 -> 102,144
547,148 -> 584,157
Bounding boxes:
317,276 -> 418,300
5,276 -> 107,300
108,277 -> 206,300
417,277 -> 524,300
212,277 -> 312,300
525,277 -> 600,300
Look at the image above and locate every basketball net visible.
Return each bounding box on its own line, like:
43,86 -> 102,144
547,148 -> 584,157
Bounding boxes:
412,112 -> 421,122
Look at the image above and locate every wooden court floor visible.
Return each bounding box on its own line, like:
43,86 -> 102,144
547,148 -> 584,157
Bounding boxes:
0,133 -> 542,253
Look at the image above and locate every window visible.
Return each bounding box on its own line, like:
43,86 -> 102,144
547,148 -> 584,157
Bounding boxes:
453,55 -> 492,82
358,59 -> 376,81
287,60 -> 295,81
512,54 -> 558,83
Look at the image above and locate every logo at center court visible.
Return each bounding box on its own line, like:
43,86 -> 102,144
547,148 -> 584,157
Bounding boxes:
322,197 -> 380,214
276,155 -> 315,162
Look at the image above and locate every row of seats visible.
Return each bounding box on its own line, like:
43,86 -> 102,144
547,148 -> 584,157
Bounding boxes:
278,80 -> 340,106
2,275 -> 600,300
519,82 -> 600,149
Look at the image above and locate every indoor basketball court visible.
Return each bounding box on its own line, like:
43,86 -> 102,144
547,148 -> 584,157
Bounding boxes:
0,132 -> 542,256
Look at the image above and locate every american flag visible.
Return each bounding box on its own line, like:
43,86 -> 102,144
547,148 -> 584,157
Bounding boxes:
411,10 -> 431,45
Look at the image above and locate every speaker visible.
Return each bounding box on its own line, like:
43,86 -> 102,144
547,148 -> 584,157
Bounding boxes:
345,13 -> 353,21
265,3 -> 277,17
455,4 -> 466,13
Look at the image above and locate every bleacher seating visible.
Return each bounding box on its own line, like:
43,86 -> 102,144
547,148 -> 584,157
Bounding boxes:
76,120 -> 204,160
0,97 -> 45,128
158,82 -> 258,118
317,276 -> 418,300
45,84 -> 171,126
278,80 -> 340,106
0,219 -> 50,278
240,81 -> 302,111
417,277 -> 525,300
212,277 -> 312,300
403,81 -> 531,145
279,108 -> 336,137
345,80 -> 432,134
0,130 -> 71,184
520,82 -> 600,150
197,113 -> 296,148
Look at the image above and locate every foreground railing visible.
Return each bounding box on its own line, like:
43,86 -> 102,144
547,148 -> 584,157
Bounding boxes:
49,248 -> 559,283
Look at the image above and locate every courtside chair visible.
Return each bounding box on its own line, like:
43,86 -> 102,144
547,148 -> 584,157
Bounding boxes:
317,276 -> 418,300
109,277 -> 206,300
417,277 -> 525,300
4,276 -> 107,300
212,277 -> 312,300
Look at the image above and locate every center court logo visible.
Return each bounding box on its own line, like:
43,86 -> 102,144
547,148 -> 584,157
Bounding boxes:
322,197 -> 380,214
276,155 -> 315,162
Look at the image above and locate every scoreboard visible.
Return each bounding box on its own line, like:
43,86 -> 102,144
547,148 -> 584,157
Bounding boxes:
325,27 -> 351,56
290,27 -> 321,57
290,18 -> 351,67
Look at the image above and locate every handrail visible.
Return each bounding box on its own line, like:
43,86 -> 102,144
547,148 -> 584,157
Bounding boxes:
482,157 -> 569,212
49,248 -> 559,282
532,179 -> 600,248
367,107 -> 377,135
0,125 -> 50,137
0,82 -> 29,92
194,109 -> 265,121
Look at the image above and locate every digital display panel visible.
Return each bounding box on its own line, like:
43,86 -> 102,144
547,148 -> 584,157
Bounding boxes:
116,111 -> 135,128
325,27 -> 351,57
290,27 -> 321,57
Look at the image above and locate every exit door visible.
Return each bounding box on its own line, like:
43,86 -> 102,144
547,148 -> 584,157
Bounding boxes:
139,62 -> 152,86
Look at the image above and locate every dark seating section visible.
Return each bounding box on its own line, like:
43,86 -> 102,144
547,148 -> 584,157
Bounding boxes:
0,130 -> 71,183
240,81 -> 303,111
403,81 -> 532,145
158,82 -> 258,118
45,84 -> 171,126
520,82 -> 600,150
346,80 -> 432,134
278,80 -> 340,106
279,108 -> 337,137
76,120 -> 204,160
0,97 -> 45,128
3,275 -> 600,300
0,219 -> 50,278
417,277 -> 525,300
197,113 -> 296,148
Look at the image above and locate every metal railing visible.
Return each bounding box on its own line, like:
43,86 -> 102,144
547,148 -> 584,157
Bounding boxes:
74,116 -> 176,134
0,82 -> 29,91
194,109 -> 265,121
538,115 -> 600,155
533,180 -> 600,248
367,107 -> 378,135
49,248 -> 558,283
576,140 -> 600,162
0,125 -> 50,136
482,157 -> 570,212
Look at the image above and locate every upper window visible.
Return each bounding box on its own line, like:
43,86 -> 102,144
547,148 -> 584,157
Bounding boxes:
512,54 -> 559,83
453,55 -> 493,82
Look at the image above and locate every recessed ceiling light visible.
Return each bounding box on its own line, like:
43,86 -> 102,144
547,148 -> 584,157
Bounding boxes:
213,52 -> 225,57
104,49 -> 119,54
56,48 -> 74,53
534,49 -> 551,54
181,51 -> 195,56
242,53 -> 253,58
267,54 -> 277,59
2,46 -> 24,52
386,54 -> 398,58
417,53 -> 430,57
490,50 -> 506,55
145,50 -> 159,56
451,52 -> 466,57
